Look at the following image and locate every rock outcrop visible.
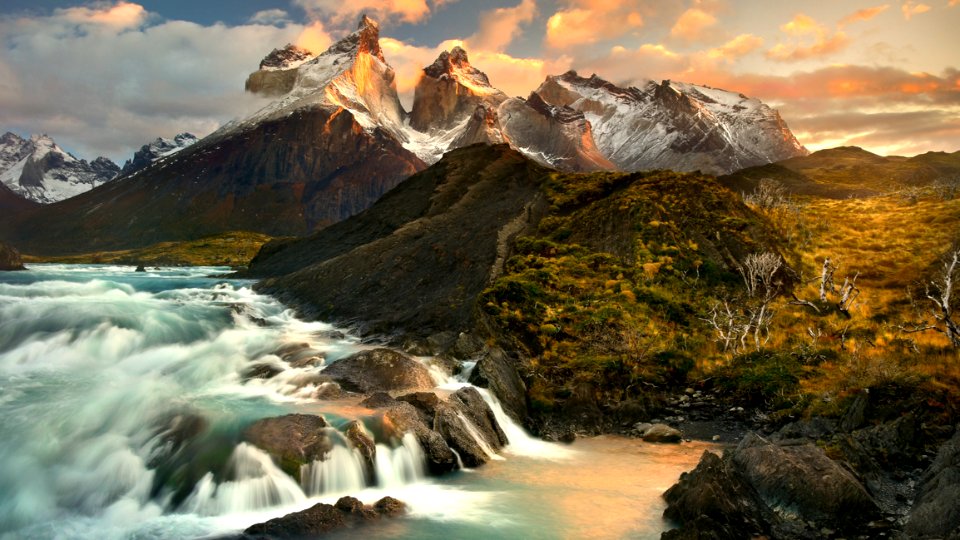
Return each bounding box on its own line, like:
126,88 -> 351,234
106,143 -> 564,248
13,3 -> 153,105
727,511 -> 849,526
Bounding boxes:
905,426 -> 960,539
244,495 -> 405,538
409,46 -> 506,132
245,44 -> 315,97
662,433 -> 881,539
0,241 -> 25,271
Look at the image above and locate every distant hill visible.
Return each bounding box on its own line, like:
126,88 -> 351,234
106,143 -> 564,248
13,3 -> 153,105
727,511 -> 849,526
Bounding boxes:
720,146 -> 960,197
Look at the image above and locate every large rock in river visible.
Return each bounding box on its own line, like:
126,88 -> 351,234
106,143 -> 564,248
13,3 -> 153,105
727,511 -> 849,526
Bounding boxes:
322,348 -> 436,393
242,414 -> 332,477
244,495 -> 406,538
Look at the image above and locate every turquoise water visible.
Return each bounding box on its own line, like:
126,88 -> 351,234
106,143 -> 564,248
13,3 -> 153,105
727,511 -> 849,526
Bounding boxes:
0,264 -> 709,539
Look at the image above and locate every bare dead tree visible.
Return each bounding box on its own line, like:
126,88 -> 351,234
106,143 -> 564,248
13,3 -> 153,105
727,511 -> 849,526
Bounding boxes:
899,246 -> 960,348
837,272 -> 861,317
743,178 -> 789,211
701,300 -> 747,353
933,175 -> 960,201
926,248 -> 960,346
819,257 -> 837,302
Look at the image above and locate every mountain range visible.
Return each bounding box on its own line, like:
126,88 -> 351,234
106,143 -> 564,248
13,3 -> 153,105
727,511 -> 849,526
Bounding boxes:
0,15 -> 806,255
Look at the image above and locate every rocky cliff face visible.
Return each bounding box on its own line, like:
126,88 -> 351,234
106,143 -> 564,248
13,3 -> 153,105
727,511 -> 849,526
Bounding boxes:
0,133 -> 119,203
409,47 -> 507,132
498,92 -> 614,172
245,44 -> 315,97
535,71 -> 808,175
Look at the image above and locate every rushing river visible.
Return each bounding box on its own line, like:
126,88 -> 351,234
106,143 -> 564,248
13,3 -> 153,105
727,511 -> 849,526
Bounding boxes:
0,265 -> 712,539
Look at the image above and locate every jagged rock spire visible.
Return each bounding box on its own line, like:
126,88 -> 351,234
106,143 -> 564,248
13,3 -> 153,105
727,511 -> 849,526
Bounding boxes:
356,14 -> 384,62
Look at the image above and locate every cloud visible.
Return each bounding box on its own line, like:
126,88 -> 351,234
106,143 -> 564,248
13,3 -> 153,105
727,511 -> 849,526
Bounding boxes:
838,4 -> 890,27
55,1 -> 148,29
295,21 -> 333,53
901,1 -> 932,19
249,9 -> 292,26
766,14 -> 849,62
669,8 -> 717,42
545,2 -> 644,48
465,0 -> 536,53
0,2 -> 314,162
707,34 -> 764,61
292,0 -> 450,26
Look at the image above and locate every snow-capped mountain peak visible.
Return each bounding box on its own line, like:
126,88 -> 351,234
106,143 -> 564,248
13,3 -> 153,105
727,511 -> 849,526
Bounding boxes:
0,132 -> 119,203
259,44 -> 314,72
120,132 -> 199,176
536,71 -> 807,175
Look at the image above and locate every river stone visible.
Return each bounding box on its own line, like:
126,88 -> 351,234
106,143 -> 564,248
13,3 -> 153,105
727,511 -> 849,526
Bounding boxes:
449,387 -> 508,448
0,241 -> 25,271
905,426 -> 960,538
242,414 -> 332,478
643,424 -> 682,443
322,348 -> 435,393
731,433 -> 880,529
432,388 -> 508,467
344,420 -> 376,481
244,496 -> 406,538
377,401 -> 458,475
468,347 -> 528,423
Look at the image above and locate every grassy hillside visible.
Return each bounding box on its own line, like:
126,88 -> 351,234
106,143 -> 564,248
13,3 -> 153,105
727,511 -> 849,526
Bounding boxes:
25,231 -> 274,267
721,146 -> 960,196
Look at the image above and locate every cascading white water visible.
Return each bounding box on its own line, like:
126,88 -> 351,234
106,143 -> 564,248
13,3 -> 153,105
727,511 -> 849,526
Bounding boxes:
184,443 -> 307,516
1,264 -> 703,540
374,433 -> 427,488
301,445 -> 368,496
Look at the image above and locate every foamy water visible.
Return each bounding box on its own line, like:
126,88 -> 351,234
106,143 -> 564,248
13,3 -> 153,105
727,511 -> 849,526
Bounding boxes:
0,264 -> 710,539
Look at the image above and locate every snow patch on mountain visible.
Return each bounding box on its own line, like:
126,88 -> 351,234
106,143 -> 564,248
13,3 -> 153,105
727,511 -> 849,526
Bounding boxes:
0,133 -> 119,203
120,133 -> 198,176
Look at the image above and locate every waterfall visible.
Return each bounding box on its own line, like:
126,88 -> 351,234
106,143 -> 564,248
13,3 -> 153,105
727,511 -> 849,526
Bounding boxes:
301,445 -> 367,496
182,443 -> 307,516
374,433 -> 426,488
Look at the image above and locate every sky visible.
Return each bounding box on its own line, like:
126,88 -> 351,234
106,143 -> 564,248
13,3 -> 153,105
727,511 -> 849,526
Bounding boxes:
0,1 -> 958,163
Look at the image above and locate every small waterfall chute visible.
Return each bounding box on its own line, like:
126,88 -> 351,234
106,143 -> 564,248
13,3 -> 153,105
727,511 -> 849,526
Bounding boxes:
300,445 -> 367,496
374,433 -> 426,488
182,443 -> 306,516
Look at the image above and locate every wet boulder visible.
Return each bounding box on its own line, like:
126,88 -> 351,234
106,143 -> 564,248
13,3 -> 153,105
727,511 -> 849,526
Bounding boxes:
372,399 -> 458,475
905,426 -> 960,539
343,420 -> 376,479
322,348 -> 436,393
244,495 -> 406,538
433,388 -> 508,467
641,424 -> 682,443
468,347 -> 528,423
242,414 -> 332,477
